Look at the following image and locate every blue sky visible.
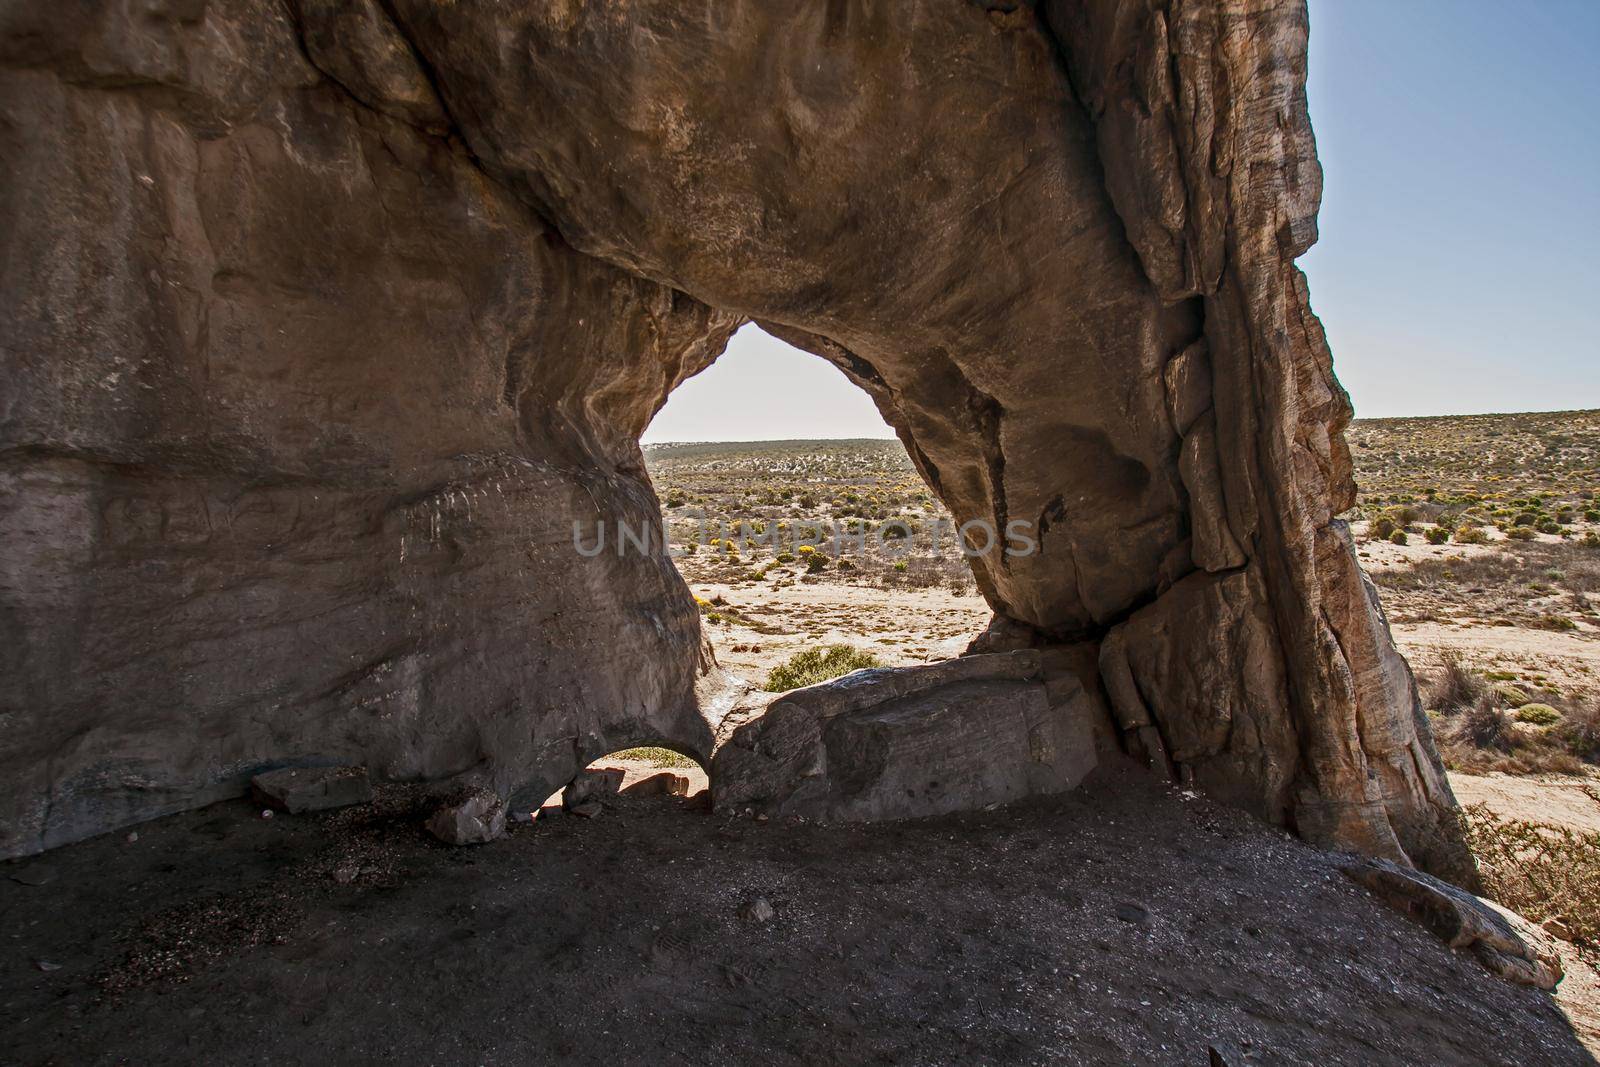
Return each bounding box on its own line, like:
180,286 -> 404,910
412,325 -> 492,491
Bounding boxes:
644,0 -> 1599,443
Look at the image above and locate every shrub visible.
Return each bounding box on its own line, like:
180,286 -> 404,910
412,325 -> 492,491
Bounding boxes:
1454,702 -> 1515,753
1454,525 -> 1489,544
1585,509 -> 1600,524
805,553 -> 828,574
1586,530 -> 1600,548
1371,516 -> 1398,539
1426,527 -> 1450,545
1423,651 -> 1485,714
764,644 -> 881,693
1555,703 -> 1600,761
1492,682 -> 1532,707
1536,520 -> 1563,535
1515,703 -> 1562,726
1507,526 -> 1538,541
1388,529 -> 1408,546
892,559 -> 909,573
1462,806 -> 1600,950
1513,510 -> 1542,527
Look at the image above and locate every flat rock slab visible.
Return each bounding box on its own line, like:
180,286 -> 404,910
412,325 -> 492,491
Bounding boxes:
1340,856 -> 1563,989
251,766 -> 372,814
712,651 -> 1096,822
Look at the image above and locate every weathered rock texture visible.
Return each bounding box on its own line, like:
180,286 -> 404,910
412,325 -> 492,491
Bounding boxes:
0,0 -> 1464,872
1340,857 -> 1564,990
713,652 -> 1099,821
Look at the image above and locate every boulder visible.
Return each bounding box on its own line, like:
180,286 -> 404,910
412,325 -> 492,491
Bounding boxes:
564,769 -> 626,811
425,788 -> 507,846
251,767 -> 372,815
713,652 -> 1097,822
622,772 -> 693,798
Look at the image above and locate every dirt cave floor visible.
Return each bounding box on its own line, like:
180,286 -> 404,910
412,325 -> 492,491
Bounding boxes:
2,765 -> 1595,1067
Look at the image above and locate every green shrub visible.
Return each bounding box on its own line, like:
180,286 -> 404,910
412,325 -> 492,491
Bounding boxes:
1493,683 -> 1532,708
764,644 -> 882,693
1536,519 -> 1563,535
805,553 -> 828,574
1426,527 -> 1450,545
1513,510 -> 1542,527
1388,529 -> 1408,546
1454,525 -> 1489,544
1507,526 -> 1538,541
1371,516 -> 1398,539
1515,703 -> 1562,726
1585,509 -> 1600,523
892,559 -> 909,573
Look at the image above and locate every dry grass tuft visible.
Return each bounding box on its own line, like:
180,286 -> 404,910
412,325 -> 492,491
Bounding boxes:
1424,650 -> 1487,713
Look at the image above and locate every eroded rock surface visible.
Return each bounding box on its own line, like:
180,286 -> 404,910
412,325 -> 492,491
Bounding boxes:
1341,856 -> 1564,990
1,0 -> 1464,875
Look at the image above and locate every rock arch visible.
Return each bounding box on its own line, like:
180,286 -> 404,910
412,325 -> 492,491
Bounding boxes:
0,0 -> 1464,874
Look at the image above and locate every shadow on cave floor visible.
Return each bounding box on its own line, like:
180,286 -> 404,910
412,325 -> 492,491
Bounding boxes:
2,763 -> 1594,1065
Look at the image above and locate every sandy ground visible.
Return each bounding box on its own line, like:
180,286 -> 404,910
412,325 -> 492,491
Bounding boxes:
1449,772 -> 1600,835
3,764 -> 1595,1066
691,580 -> 994,682
1395,623 -> 1600,696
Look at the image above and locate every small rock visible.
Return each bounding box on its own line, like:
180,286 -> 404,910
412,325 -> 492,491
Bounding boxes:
35,960 -> 62,973
754,812 -> 769,824
9,864 -> 57,887
1114,902 -> 1149,925
569,800 -> 603,819
1543,917 -> 1575,942
738,897 -> 775,924
425,788 -> 507,846
564,768 -> 626,810
252,765 -> 373,814
125,831 -> 139,843
260,809 -> 274,820
331,860 -> 361,885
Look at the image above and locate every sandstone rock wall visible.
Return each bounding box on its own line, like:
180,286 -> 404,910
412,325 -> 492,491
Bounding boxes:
0,0 -> 733,855
1,0 -> 1465,874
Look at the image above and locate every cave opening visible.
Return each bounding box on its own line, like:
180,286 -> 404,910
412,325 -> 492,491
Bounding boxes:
537,746 -> 710,820
641,324 -> 993,694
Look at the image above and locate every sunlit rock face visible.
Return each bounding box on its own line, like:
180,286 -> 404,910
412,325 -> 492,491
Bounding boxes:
0,0 -> 1464,875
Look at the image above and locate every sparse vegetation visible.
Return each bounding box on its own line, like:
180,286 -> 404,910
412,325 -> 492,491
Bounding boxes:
611,746 -> 699,769
765,644 -> 882,693
1461,805 -> 1600,952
